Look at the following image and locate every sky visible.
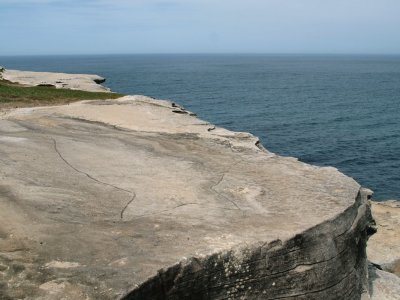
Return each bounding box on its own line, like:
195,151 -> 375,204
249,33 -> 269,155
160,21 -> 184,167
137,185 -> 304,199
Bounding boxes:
1,0 -> 400,55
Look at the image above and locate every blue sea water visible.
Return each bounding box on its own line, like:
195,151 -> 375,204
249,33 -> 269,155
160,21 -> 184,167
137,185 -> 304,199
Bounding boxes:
1,54 -> 399,200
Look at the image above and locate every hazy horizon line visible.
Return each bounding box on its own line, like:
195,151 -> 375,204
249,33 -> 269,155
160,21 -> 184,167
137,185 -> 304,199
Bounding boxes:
2,52 -> 400,57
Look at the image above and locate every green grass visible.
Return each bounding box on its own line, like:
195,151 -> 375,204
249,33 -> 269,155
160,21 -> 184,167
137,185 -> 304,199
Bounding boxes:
0,79 -> 124,108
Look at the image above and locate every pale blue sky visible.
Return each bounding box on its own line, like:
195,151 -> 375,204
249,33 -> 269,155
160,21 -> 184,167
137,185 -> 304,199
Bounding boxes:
1,0 -> 400,55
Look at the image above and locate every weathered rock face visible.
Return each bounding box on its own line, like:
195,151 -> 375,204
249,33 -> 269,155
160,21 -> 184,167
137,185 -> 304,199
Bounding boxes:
0,96 -> 376,299
126,190 -> 374,300
1,69 -> 110,92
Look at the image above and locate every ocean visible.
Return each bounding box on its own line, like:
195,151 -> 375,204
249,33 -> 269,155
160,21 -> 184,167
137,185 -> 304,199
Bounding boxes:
1,54 -> 399,200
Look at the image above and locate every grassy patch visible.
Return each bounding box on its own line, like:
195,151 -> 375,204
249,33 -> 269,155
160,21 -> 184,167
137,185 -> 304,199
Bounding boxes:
0,79 -> 124,109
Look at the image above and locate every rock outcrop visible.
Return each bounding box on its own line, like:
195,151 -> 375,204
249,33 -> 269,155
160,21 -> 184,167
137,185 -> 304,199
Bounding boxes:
367,200 -> 400,300
1,69 -> 110,92
368,201 -> 400,277
368,264 -> 400,300
0,94 -> 379,299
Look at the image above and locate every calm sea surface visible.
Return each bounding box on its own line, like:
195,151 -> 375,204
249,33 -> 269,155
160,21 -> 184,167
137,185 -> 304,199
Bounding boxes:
1,54 -> 399,200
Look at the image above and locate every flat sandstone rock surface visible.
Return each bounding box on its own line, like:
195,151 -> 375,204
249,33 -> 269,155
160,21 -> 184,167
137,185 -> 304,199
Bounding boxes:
0,96 -> 374,299
1,69 -> 109,92
369,265 -> 400,300
368,201 -> 400,277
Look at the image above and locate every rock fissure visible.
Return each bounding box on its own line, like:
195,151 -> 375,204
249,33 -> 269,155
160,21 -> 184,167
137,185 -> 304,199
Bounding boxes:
210,179 -> 242,212
184,247 -> 352,299
242,268 -> 357,300
209,161 -> 243,212
168,243 -> 350,293
51,137 -> 136,220
120,193 -> 137,220
129,203 -> 201,220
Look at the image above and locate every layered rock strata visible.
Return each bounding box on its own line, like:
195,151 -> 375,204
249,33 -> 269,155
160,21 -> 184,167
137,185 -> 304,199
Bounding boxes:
0,95 -> 378,299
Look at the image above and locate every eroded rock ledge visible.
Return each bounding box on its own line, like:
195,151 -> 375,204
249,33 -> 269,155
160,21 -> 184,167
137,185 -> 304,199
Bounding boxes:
0,93 -> 377,299
1,68 -> 110,92
125,189 -> 375,300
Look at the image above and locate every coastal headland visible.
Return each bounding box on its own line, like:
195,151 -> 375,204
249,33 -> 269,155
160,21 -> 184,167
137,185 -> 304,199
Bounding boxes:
0,69 -> 399,299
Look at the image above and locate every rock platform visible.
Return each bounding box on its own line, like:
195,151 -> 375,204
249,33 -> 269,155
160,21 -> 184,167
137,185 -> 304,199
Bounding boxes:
1,69 -> 395,299
1,69 -> 109,92
0,95 -> 377,299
